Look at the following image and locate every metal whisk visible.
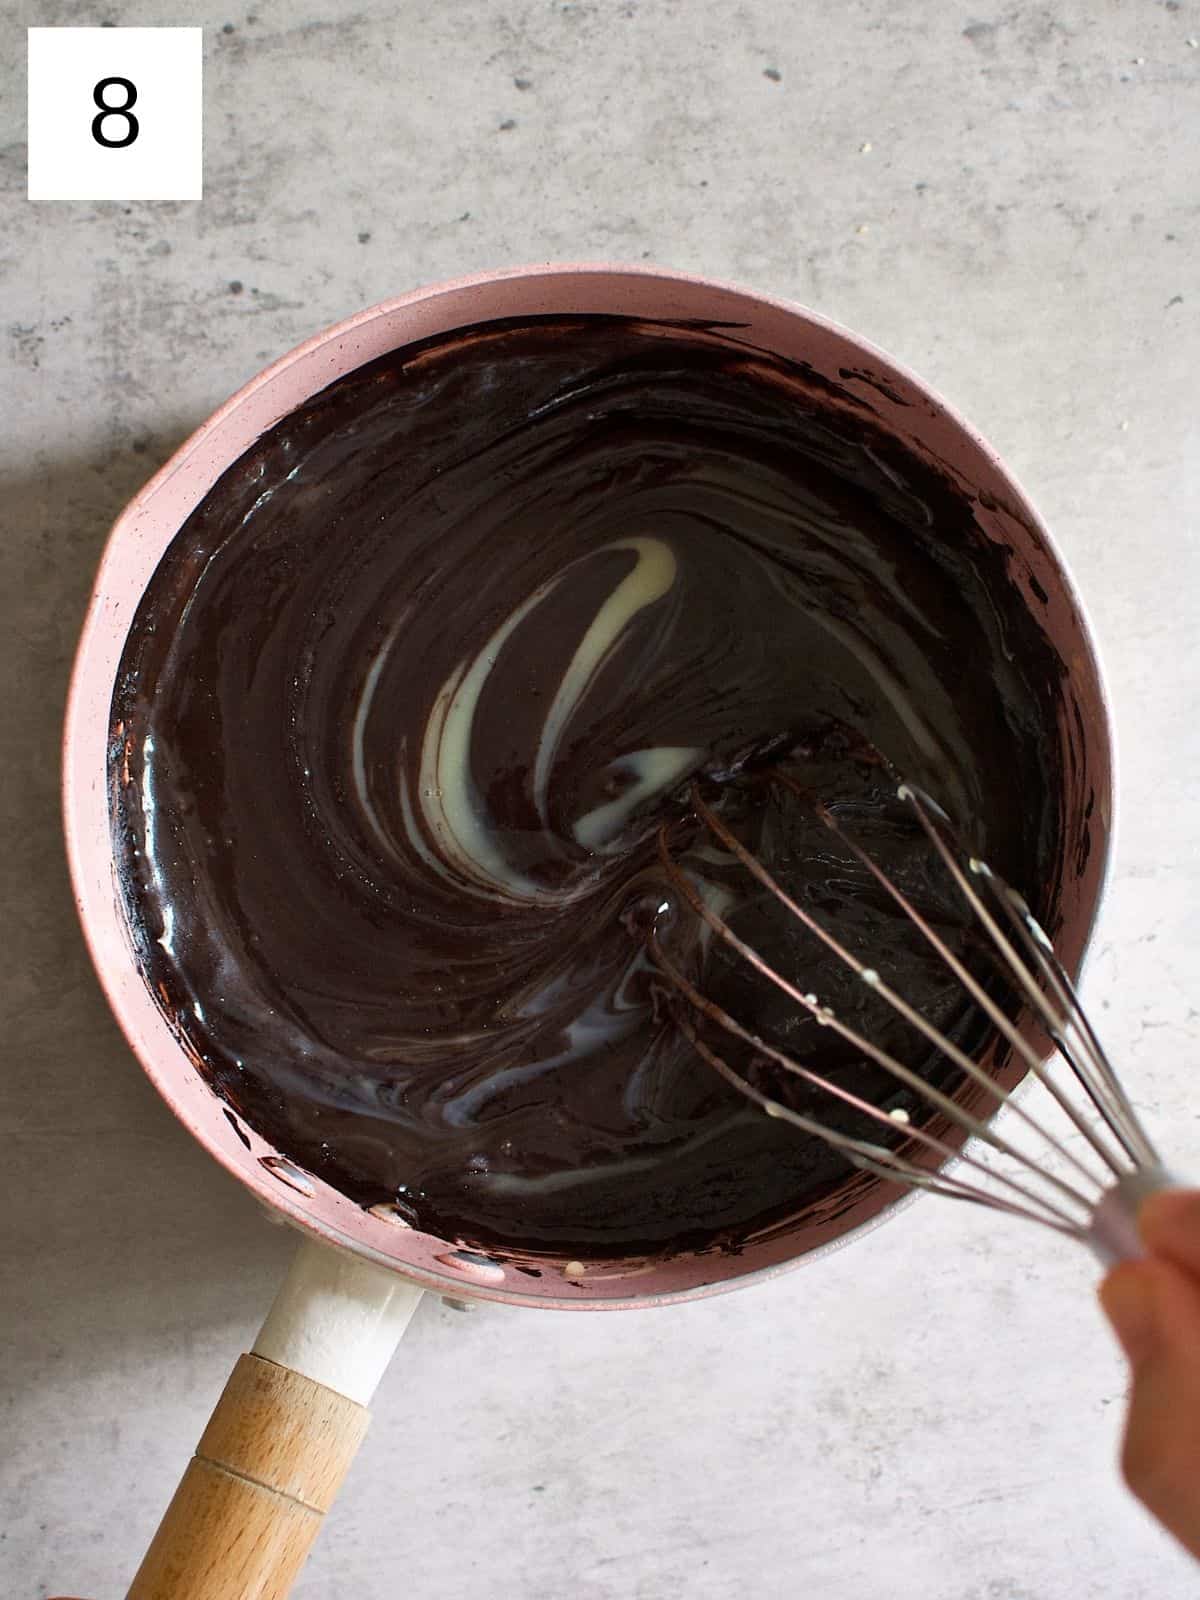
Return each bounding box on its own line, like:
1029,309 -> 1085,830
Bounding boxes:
649,778 -> 1176,1266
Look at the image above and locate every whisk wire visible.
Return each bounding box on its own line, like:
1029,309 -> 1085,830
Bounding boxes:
651,932 -> 1091,1235
673,792 -> 1109,1213
649,771 -> 1172,1262
984,878 -> 1160,1169
896,785 -> 1144,1180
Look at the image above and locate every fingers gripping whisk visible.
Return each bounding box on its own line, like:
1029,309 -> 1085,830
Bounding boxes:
648,780 -> 1174,1265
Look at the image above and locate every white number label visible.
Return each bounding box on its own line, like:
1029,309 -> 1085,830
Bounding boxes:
28,28 -> 202,202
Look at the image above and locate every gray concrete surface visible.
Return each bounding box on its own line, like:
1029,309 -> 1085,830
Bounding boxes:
3,2 -> 1200,1595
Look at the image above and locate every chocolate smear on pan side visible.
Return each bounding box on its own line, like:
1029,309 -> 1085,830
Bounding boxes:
110,315 -> 1067,1260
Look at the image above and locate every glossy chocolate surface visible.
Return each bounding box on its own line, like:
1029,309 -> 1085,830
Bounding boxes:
110,316 -> 1065,1258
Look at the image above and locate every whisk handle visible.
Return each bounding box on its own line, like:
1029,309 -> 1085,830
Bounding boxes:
1087,1169 -> 1184,1266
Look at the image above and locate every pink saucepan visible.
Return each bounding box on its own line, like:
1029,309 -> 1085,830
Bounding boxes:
62,263 -> 1114,1599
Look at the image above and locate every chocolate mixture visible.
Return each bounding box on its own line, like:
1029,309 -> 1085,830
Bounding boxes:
110,316 -> 1065,1258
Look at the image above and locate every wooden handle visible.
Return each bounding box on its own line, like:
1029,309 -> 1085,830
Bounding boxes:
127,1353 -> 370,1600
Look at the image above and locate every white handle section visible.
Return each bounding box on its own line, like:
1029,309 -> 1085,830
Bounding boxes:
253,1236 -> 423,1404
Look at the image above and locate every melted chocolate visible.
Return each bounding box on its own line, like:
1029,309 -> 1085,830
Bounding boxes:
110,316 -> 1065,1259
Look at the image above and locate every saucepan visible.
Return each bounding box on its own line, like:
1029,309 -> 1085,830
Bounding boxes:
62,263 -> 1114,1598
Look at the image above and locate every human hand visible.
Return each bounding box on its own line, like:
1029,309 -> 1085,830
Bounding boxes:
1099,1188 -> 1200,1560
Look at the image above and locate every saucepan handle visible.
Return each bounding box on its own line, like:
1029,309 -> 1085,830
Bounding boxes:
122,1236 -> 423,1600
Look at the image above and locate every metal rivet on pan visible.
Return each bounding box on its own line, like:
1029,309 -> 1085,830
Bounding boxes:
436,1249 -> 505,1286
259,1155 -> 315,1197
368,1202 -> 413,1228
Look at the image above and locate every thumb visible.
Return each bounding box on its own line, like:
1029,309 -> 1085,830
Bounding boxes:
1099,1258 -> 1200,1560
1139,1188 -> 1200,1278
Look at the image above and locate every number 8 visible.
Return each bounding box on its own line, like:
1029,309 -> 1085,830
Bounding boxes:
92,77 -> 139,149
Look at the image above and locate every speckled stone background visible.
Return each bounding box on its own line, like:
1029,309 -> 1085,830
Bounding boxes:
3,3 -> 1199,1596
